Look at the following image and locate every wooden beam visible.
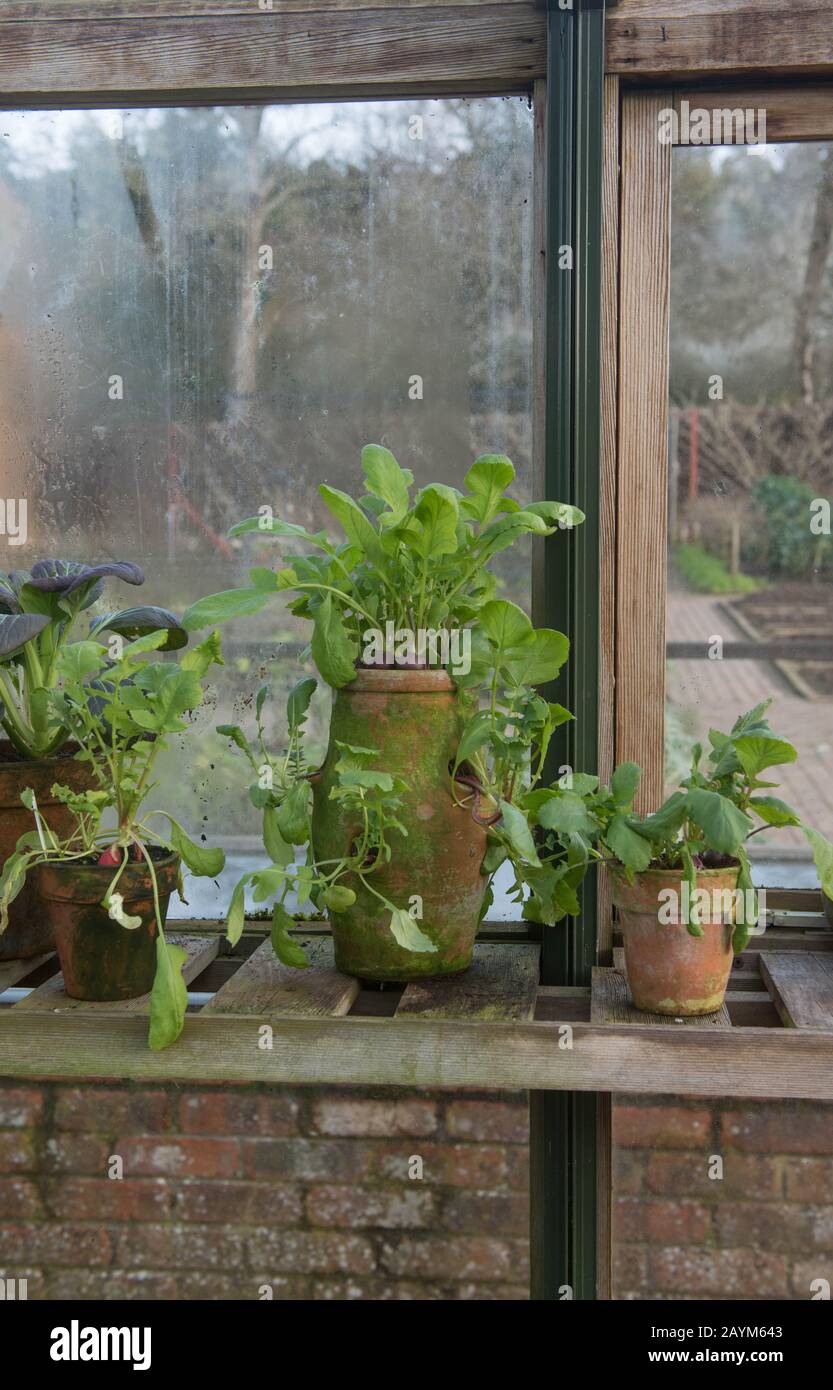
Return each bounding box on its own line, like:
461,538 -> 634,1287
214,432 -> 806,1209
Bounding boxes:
0,0 -> 528,17
672,84 -> 833,144
0,6 -> 545,98
607,4 -> 833,81
615,91 -> 670,810
3,1009 -> 833,1097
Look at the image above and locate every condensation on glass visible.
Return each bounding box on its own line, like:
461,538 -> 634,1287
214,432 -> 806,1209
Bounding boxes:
0,100 -> 535,916
666,140 -> 833,889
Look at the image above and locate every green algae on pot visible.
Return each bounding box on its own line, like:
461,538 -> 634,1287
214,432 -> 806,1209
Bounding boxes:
191,446 -> 585,979
34,850 -> 180,1001
0,741 -> 93,960
311,669 -> 488,980
612,865 -> 739,1016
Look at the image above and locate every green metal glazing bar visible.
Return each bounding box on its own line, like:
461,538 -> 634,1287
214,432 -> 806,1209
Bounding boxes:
530,0 -> 606,1302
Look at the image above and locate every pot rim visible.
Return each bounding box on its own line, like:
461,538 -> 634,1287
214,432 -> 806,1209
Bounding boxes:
32,849 -> 181,904
0,739 -> 84,769
345,667 -> 455,694
35,848 -> 180,876
612,863 -> 740,880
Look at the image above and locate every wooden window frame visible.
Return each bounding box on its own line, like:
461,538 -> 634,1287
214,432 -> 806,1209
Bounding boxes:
612,78 -> 833,833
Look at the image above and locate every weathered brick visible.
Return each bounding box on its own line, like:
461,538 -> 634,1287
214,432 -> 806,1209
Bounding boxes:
249,1276 -> 312,1301
46,1178 -> 170,1222
715,1202 -> 819,1255
247,1229 -> 376,1275
649,1246 -> 788,1298
454,1281 -> 529,1301
54,1087 -> 173,1134
0,1178 -> 42,1219
43,1134 -> 110,1175
379,1236 -> 527,1283
790,1259 -> 833,1299
47,1269 -> 178,1300
179,1091 -> 299,1137
307,1184 -> 436,1230
645,1152 -> 722,1198
721,1106 -> 833,1156
173,1180 -> 301,1225
613,1242 -> 648,1294
115,1137 -> 240,1179
374,1142 -> 509,1190
0,1223 -> 111,1267
0,1087 -> 43,1129
613,1148 -> 645,1195
785,1157 -> 833,1203
242,1138 -> 370,1183
614,1105 -> 712,1149
0,1132 -> 35,1173
445,1100 -> 528,1144
614,1198 -> 711,1246
312,1097 -> 437,1138
115,1223 -> 245,1270
441,1190 -> 529,1236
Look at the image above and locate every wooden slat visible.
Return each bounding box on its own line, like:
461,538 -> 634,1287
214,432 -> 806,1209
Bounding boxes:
0,953 -> 54,993
598,71 -> 619,961
759,952 -> 833,1029
13,934 -> 218,1014
202,936 -> 358,1017
615,91 -> 670,811
0,0 -> 526,17
3,1008 -> 833,1097
607,4 -> 833,79
396,942 -> 540,1020
0,6 -> 545,97
591,965 -> 732,1027
672,85 -> 833,145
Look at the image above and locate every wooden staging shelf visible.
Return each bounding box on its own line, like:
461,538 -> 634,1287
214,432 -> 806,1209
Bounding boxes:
1,923 -> 833,1099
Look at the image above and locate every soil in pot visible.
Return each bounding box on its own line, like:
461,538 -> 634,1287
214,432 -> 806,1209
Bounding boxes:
32,848 -> 181,1001
0,741 -> 95,960
612,864 -> 741,1015
311,668 -> 489,981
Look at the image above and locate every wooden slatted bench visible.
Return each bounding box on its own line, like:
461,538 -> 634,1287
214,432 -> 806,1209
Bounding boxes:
2,922 -> 833,1100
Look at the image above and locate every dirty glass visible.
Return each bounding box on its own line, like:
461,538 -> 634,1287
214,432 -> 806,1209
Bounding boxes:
0,99 -> 535,916
666,140 -> 833,891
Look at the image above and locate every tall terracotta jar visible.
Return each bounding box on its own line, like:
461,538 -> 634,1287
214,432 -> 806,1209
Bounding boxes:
311,669 -> 489,981
0,743 -> 94,960
612,865 -> 741,1015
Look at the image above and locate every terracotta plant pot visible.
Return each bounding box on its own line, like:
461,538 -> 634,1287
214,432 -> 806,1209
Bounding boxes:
31,850 -> 180,1001
0,741 -> 95,960
310,668 -> 489,981
612,865 -> 741,1015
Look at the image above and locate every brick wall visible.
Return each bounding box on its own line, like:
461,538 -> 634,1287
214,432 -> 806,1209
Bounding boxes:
0,1081 -> 529,1301
3,1080 -> 831,1300
613,1096 -> 833,1300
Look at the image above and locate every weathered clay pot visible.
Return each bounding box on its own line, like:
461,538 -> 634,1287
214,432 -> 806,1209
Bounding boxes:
311,668 -> 489,980
613,865 -> 741,1015
0,742 -> 95,960
31,850 -> 180,1000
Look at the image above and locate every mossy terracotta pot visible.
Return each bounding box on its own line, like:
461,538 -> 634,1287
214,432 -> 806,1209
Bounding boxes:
31,851 -> 180,1001
612,865 -> 740,1016
311,668 -> 489,981
0,741 -> 94,960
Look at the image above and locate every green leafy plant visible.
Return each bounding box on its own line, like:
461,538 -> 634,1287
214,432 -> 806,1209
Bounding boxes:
0,628 -> 226,1048
217,676 -> 435,963
581,700 -> 833,952
673,543 -> 762,595
184,447 -> 587,959
749,475 -> 832,579
182,446 -> 583,688
0,559 -> 186,759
